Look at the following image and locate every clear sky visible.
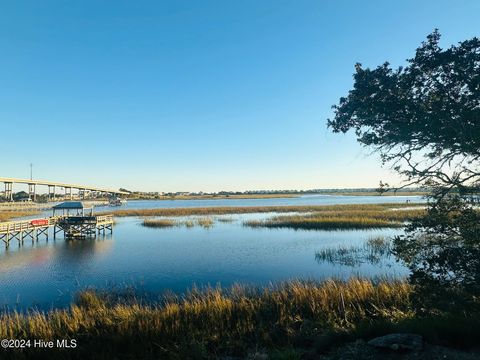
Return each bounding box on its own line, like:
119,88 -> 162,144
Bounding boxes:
1,1 -> 478,192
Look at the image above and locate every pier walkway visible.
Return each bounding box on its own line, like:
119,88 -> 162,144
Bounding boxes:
0,215 -> 114,247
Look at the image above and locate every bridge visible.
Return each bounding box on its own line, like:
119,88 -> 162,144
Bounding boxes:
0,177 -> 129,202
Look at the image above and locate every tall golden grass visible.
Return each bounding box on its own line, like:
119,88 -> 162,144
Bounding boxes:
142,217 -> 215,229
102,203 -> 424,218
0,210 -> 40,222
244,208 -> 425,230
0,279 -> 412,358
142,219 -> 176,228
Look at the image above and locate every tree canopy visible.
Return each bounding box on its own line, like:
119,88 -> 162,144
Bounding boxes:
329,31 -> 480,313
328,30 -> 480,194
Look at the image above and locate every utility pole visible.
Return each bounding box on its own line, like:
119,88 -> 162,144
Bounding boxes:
30,163 -> 33,180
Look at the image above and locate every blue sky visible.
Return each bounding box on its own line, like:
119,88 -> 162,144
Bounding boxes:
1,1 -> 478,192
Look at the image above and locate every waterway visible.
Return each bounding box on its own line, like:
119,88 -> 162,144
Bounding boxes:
0,195 -> 420,310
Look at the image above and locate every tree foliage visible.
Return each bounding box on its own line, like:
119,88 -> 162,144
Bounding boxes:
328,30 -> 480,196
375,181 -> 390,196
393,197 -> 480,311
329,31 -> 480,313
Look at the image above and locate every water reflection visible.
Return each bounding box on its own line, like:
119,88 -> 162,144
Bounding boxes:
315,236 -> 393,267
0,237 -> 113,271
0,214 -> 409,310
0,246 -> 55,272
56,237 -> 113,263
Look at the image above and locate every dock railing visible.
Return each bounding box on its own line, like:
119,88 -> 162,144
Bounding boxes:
0,214 -> 113,235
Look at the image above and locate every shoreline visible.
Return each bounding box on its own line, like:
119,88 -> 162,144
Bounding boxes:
0,192 -> 426,213
101,202 -> 425,217
0,278 -> 477,359
124,191 -> 427,200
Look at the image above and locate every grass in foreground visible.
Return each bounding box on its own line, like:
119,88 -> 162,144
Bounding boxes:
243,207 -> 425,230
1,278 -> 478,359
0,279 -> 411,358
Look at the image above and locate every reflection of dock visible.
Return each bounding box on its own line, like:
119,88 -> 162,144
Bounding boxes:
0,202 -> 114,247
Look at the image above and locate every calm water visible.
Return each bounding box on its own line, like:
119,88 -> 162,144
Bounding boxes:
94,194 -> 425,211
1,195 -> 419,310
0,208 -> 410,311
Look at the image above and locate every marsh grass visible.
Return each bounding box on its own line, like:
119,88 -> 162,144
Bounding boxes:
128,204 -> 426,231
320,191 -> 428,196
216,216 -> 236,223
316,246 -> 365,267
103,203 -> 424,218
0,279 -> 414,358
183,220 -> 195,228
196,217 -> 214,228
142,219 -> 176,228
316,236 -> 392,267
244,207 -> 425,230
0,278 -> 478,358
142,217 -> 215,229
366,236 -> 391,253
156,193 -> 301,200
0,210 -> 40,222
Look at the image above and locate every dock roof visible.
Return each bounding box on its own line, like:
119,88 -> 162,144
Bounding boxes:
52,201 -> 88,210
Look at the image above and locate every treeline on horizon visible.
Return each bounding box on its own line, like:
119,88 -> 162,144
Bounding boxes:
0,186 -> 427,203
118,187 -> 427,196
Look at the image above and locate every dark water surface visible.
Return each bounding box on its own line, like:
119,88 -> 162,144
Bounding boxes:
0,195 -> 418,311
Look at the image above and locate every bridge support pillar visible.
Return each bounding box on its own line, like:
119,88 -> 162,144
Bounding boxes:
28,183 -> 36,202
4,182 -> 13,202
65,187 -> 73,200
48,185 -> 56,201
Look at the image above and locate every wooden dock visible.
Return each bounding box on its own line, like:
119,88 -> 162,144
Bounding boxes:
0,215 -> 114,247
55,215 -> 114,239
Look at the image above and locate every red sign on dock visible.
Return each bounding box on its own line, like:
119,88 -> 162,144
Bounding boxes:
30,219 -> 49,226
